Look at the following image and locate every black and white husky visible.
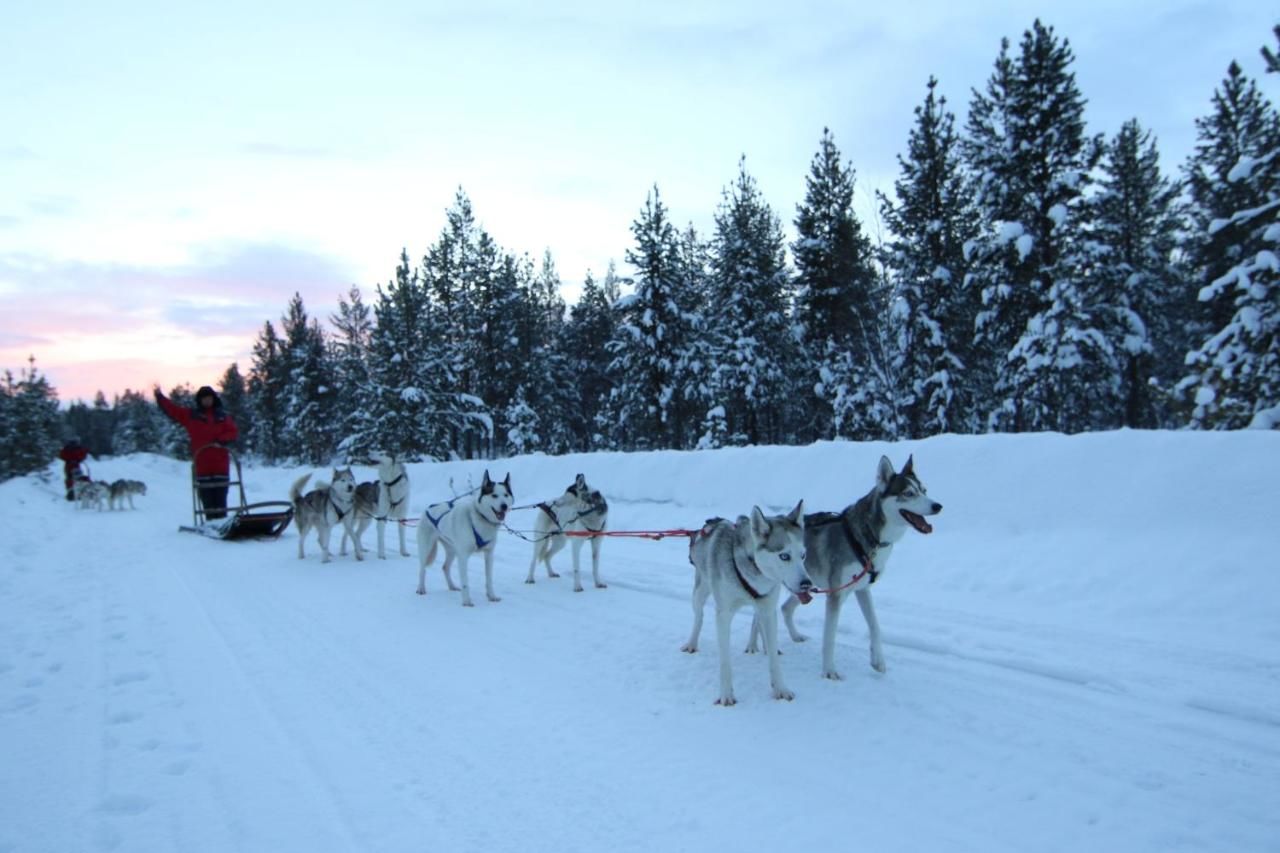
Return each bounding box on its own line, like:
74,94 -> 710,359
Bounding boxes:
108,479 -> 147,510
416,471 -> 512,607
682,502 -> 813,706
339,454 -> 411,560
290,468 -> 360,563
524,473 -> 609,592
749,455 -> 942,680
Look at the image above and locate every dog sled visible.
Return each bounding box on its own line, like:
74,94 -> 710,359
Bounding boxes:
178,445 -> 294,540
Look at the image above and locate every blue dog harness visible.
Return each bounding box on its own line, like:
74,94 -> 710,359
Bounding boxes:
424,497 -> 493,549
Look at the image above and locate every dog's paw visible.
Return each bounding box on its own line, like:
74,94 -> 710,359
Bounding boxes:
487,594 -> 501,603
743,643 -> 759,655
680,643 -> 698,654
773,687 -> 795,701
714,694 -> 737,707
595,582 -> 608,589
790,632 -> 809,643
574,584 -> 584,593
415,588 -> 426,596
462,600 -> 475,607
822,669 -> 844,681
524,578 -> 536,584
871,659 -> 887,674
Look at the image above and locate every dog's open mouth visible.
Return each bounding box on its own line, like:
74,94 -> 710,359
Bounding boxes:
495,509 -> 507,522
901,509 -> 934,534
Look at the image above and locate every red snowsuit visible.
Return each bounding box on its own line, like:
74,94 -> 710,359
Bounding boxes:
59,443 -> 89,500
155,390 -> 239,475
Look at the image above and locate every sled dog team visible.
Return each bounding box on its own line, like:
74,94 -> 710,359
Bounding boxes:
290,453 -> 942,705
74,477 -> 148,512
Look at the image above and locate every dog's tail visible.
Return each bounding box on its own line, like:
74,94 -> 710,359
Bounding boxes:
289,473 -> 312,506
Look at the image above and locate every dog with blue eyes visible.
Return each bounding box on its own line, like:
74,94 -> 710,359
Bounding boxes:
680,501 -> 812,706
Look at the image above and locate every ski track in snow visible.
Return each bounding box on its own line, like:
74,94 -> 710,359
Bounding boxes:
2,434 -> 1279,853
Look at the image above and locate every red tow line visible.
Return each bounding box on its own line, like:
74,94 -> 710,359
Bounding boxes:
563,529 -> 697,541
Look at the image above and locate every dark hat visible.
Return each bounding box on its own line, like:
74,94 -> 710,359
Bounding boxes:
196,386 -> 217,400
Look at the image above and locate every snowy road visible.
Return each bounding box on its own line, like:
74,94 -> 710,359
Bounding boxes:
3,432 -> 1278,852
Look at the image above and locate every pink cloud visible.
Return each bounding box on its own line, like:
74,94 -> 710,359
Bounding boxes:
0,241 -> 363,404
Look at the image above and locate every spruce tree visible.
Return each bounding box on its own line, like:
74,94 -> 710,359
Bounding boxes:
0,358 -> 61,480
218,363 -> 250,454
1180,32 -> 1280,429
247,321 -> 288,464
563,268 -> 618,450
963,20 -> 1106,432
606,186 -> 693,449
791,128 -> 881,440
704,157 -> 795,445
329,286 -> 376,457
1091,120 -> 1187,428
880,78 -> 980,437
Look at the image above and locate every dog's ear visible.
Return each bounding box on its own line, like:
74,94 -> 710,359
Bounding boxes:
575,473 -> 586,489
481,470 -> 493,492
749,505 -> 770,540
787,499 -> 805,528
902,455 -> 915,477
877,456 -> 895,491
502,473 -> 511,492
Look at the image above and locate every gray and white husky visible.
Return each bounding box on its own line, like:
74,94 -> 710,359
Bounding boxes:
339,454 -> 411,560
290,468 -> 360,563
749,454 -> 942,680
108,479 -> 147,510
524,473 -> 609,592
77,480 -> 108,511
681,502 -> 813,706
416,471 -> 513,607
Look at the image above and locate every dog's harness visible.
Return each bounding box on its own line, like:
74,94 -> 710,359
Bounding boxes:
838,514 -> 880,586
425,497 -> 494,549
329,496 -> 349,521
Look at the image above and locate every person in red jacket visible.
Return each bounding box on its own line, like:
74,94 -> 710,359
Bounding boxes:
58,438 -> 90,501
155,385 -> 239,520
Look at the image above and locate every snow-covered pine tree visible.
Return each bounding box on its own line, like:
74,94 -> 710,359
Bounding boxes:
606,186 -> 694,450
420,191 -> 500,458
247,320 -> 288,464
703,157 -> 795,446
562,267 -> 618,450
0,358 -> 61,480
963,20 -> 1106,432
329,286 -> 376,458
791,128 -> 882,441
513,251 -> 575,454
278,293 -> 337,464
1090,120 -> 1187,428
672,223 -> 719,448
1179,32 -> 1280,429
109,390 -> 168,456
217,363 -> 250,455
368,250 -> 456,460
880,77 -> 981,438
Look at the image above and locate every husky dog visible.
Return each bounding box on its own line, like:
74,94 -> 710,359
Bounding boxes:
524,473 -> 610,592
749,455 -> 942,680
78,480 -> 109,511
290,468 -> 360,563
416,471 -> 512,607
681,502 -> 812,706
340,454 -> 411,560
108,479 -> 147,510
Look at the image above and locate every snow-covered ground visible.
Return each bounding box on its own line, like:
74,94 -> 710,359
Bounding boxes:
2,430 -> 1278,853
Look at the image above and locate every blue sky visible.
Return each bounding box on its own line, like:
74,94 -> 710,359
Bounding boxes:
1,0 -> 1276,401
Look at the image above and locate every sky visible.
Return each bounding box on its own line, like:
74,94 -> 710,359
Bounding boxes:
2,1 -> 1277,403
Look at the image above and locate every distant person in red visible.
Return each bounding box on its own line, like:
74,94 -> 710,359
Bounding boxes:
58,438 -> 89,501
155,385 -> 239,520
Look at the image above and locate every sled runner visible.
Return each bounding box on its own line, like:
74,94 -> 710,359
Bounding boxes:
179,445 -> 294,540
